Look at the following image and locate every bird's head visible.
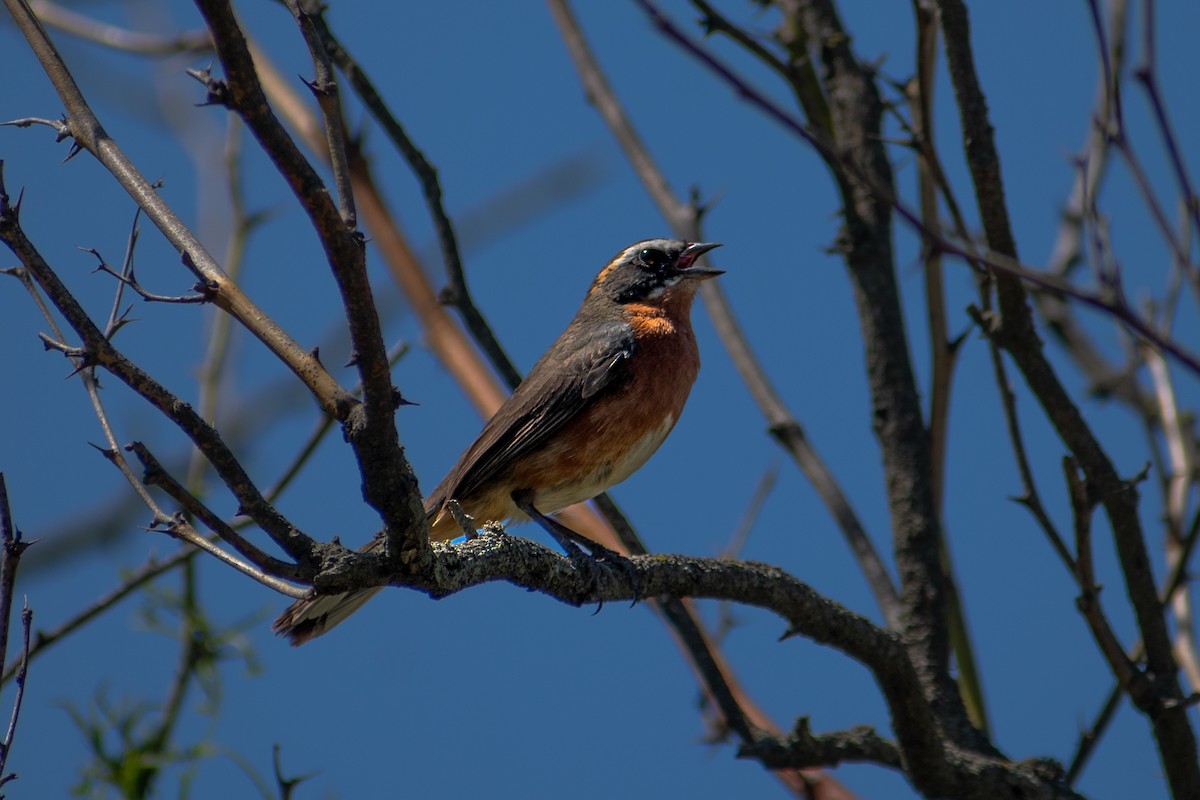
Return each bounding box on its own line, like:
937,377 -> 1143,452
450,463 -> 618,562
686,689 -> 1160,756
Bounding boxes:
589,239 -> 723,306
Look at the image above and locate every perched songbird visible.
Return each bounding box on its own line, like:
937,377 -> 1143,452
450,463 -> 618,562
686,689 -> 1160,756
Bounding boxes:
274,238 -> 722,644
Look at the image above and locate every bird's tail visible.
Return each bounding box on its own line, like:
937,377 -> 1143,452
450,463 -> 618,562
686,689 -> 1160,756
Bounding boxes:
273,501 -> 460,645
273,586 -> 383,646
272,526 -> 398,646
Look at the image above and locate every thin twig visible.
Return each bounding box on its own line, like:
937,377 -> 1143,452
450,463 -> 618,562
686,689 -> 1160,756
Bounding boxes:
0,477 -> 29,687
0,476 -> 30,790
29,0 -> 212,55
1130,2 -> 1200,271
936,0 -> 1199,790
305,12 -> 522,390
722,463 -> 780,561
0,165 -> 316,562
192,0 -> 426,553
0,605 -> 31,791
128,442 -> 308,589
3,0 -> 352,416
1064,457 -> 1140,691
969,306 -> 1077,573
286,0 -> 356,228
0,544 -> 194,684
2,228 -> 168,520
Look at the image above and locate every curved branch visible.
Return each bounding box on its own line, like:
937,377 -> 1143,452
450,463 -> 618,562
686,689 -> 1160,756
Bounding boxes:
303,530 -> 1080,800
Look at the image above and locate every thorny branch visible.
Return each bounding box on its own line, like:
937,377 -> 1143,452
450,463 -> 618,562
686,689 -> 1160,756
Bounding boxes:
191,0 -> 427,560
301,9 -> 523,391
0,166 -> 316,565
935,0 -> 1199,793
1,0 -> 351,416
0,477 -> 31,791
4,0 -> 1197,797
286,7 -> 837,794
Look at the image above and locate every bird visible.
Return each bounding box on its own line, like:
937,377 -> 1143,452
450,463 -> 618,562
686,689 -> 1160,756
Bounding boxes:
273,238 -> 722,645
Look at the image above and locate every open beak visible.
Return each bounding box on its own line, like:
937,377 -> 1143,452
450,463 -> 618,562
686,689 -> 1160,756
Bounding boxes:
676,241 -> 724,280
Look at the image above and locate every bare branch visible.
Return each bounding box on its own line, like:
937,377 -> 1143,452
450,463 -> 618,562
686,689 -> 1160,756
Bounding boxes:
1,544 -> 199,685
306,12 -> 523,391
2,0 -> 352,417
936,0 -> 1199,789
1130,1 -> 1200,264
284,527 -> 1080,799
83,247 -> 208,305
743,718 -> 903,771
1064,457 -> 1141,691
0,169 -> 316,563
284,0 -> 356,228
127,442 -> 308,590
0,605 -> 31,790
29,0 -> 212,56
0,479 -> 31,791
191,0 -> 427,557
0,477 -> 29,688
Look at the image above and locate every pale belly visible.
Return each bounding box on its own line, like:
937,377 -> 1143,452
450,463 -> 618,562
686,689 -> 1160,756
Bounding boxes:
526,413 -> 677,515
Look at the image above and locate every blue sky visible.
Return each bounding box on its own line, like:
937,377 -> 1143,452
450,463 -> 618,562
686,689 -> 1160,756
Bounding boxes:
2,1 -> 1199,798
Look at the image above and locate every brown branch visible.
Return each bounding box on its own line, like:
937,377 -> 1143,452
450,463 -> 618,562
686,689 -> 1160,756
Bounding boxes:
291,528 -> 1080,799
190,0 -> 426,560
1,0 -> 351,417
305,12 -> 523,390
126,442 -> 308,586
29,0 -> 212,55
590,494 -> 755,745
743,719 -> 903,771
0,171 -> 315,564
769,0 -> 970,748
0,477 -> 29,692
285,0 -> 355,228
935,0 -> 1200,792
0,605 -> 30,790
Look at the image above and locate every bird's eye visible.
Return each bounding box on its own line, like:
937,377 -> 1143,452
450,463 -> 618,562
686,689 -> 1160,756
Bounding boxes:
639,248 -> 667,269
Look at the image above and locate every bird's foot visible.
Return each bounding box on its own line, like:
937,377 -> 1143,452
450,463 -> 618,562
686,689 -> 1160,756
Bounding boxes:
557,534 -> 640,612
512,493 -> 640,608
